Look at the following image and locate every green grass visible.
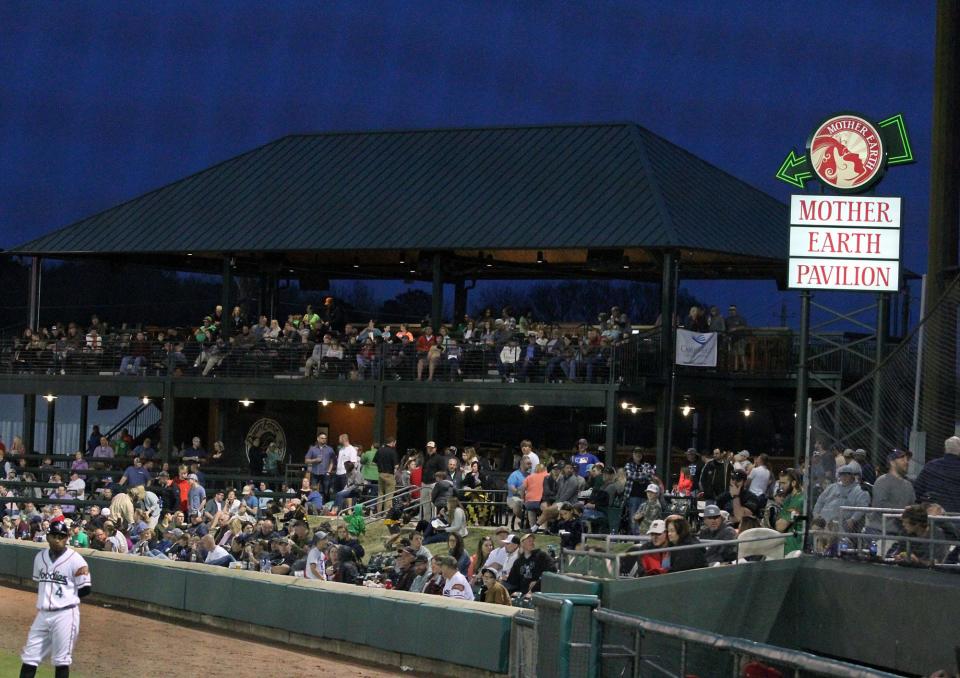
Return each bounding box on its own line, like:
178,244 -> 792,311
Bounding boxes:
0,649 -> 87,677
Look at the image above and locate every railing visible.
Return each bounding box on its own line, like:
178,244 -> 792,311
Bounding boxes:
809,505 -> 960,571
337,484 -> 419,523
0,331 -> 898,386
592,607 -> 901,678
103,401 -> 162,443
560,532 -> 791,579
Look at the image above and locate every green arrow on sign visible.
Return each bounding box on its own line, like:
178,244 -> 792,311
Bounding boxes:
775,150 -> 812,189
877,113 -> 915,165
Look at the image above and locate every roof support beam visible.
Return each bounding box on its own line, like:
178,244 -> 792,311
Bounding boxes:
431,254 -> 444,331
28,256 -> 41,331
221,256 -> 234,339
658,250 -> 679,483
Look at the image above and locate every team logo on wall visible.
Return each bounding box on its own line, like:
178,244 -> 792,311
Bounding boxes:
244,417 -> 287,462
807,113 -> 886,193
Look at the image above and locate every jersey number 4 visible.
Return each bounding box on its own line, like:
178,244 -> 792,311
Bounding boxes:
54,585 -> 64,598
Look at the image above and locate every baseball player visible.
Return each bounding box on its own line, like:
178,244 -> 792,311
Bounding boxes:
19,519 -> 92,678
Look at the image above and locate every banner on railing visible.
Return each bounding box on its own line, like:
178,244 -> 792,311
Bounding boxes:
675,330 -> 717,367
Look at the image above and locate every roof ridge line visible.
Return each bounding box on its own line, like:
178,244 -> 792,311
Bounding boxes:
626,124 -> 679,245
281,121 -> 640,140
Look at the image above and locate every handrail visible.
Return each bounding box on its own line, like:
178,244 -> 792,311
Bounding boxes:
593,608 -> 901,678
338,484 -> 419,524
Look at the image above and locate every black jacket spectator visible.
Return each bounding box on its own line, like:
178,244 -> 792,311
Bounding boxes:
505,548 -> 557,594
669,536 -> 707,572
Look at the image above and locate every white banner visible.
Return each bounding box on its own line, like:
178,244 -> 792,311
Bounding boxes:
789,226 -> 900,259
790,195 -> 901,228
675,329 -> 717,367
788,258 -> 900,292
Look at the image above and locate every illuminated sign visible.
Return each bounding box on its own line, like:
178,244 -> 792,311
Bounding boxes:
787,195 -> 900,292
776,113 -> 914,191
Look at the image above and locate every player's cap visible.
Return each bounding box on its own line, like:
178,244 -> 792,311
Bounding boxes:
101,508 -> 111,517
311,531 -> 329,544
703,505 -> 722,518
187,473 -> 199,481
47,521 -> 69,537
645,483 -> 660,494
500,534 -> 520,545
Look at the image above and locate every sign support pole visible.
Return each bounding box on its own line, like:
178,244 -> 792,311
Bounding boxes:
793,291 -> 811,466
871,293 -> 889,456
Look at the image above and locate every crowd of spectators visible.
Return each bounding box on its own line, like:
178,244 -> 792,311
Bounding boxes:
3,415 -> 957,611
6,298 -> 760,382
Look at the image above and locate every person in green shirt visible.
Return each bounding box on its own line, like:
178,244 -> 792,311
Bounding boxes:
774,469 -> 805,554
112,436 -> 129,458
69,523 -> 89,548
360,445 -> 380,487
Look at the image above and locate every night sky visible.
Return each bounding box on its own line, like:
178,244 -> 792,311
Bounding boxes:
0,2 -> 937,326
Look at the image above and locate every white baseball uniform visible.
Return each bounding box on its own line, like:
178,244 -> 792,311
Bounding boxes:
21,547 -> 91,668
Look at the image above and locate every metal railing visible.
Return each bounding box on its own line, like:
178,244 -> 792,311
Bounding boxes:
561,532 -> 791,579
337,484 -> 419,523
0,330 -> 897,386
593,607 -> 901,678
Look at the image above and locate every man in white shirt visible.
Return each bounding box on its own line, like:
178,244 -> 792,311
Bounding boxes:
66,472 -> 85,500
439,556 -> 474,601
747,453 -> 772,497
305,532 -> 329,580
483,533 -> 521,582
335,434 -> 359,493
200,535 -> 233,567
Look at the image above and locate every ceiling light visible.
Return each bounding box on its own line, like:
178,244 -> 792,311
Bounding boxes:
399,252 -> 407,265
352,256 -> 360,269
743,407 -> 752,417
141,396 -> 150,406
629,406 -> 639,414
681,404 -> 692,417
521,403 -> 532,412
349,402 -> 357,409
358,400 -> 364,405
536,251 -> 544,264
239,398 -> 254,407
621,401 -> 629,410
43,394 -> 57,403
472,404 -> 480,412
456,403 -> 468,412
318,399 -> 330,406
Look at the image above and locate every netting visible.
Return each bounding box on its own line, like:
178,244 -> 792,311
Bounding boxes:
809,274 -> 960,475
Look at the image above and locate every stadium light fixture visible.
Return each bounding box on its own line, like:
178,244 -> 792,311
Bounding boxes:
472,404 -> 480,412
141,396 -> 150,406
742,401 -> 752,417
521,403 -> 532,412
621,401 -> 630,410
629,406 -> 639,414
349,401 -> 357,409
681,403 -> 692,417
43,394 -> 57,403
318,399 -> 330,406
456,403 -> 468,412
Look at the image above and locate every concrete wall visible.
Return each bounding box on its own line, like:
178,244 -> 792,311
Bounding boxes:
0,539 -> 516,676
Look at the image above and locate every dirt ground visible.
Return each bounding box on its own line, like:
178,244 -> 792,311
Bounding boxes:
0,585 -> 406,678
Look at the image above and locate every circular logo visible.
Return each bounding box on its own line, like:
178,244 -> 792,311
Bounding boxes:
244,417 -> 287,463
808,113 -> 886,193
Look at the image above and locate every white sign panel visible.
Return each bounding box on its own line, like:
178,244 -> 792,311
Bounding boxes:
675,330 -> 718,367
789,258 -> 900,292
790,195 -> 901,228
789,227 -> 900,260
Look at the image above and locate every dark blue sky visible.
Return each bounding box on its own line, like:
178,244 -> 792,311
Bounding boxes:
0,2 -> 936,325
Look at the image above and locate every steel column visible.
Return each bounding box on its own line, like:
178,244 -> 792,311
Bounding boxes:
78,395 -> 89,453
604,390 -> 617,466
657,251 -> 678,481
22,394 -> 36,453
221,257 -> 234,339
160,394 -> 175,463
28,256 -> 41,331
871,293 -> 889,456
45,396 -> 56,455
793,291 -> 811,466
431,255 -> 444,332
